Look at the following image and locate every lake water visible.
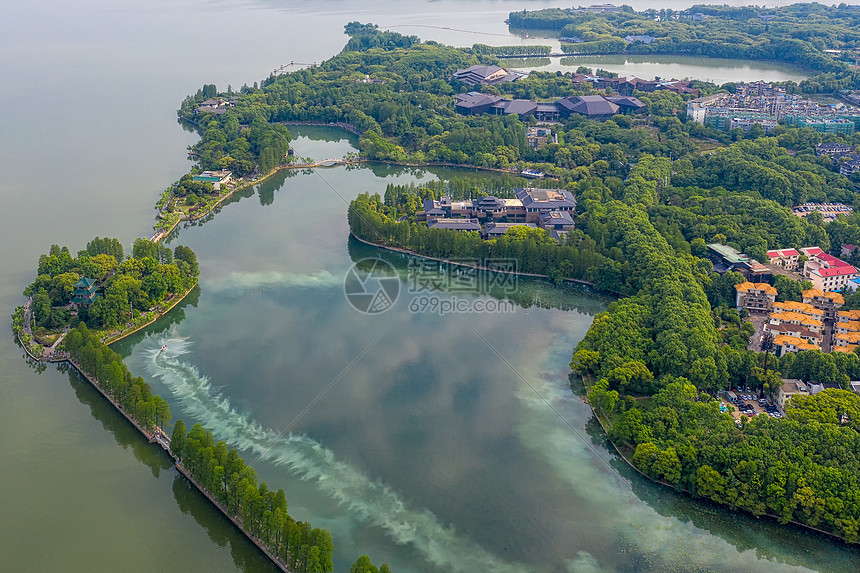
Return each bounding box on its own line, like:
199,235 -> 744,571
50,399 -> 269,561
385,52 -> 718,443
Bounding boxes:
513,54 -> 811,85
1,1 -> 857,572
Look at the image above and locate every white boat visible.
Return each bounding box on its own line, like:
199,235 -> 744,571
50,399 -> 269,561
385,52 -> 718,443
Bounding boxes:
160,345 -> 167,352
521,169 -> 545,179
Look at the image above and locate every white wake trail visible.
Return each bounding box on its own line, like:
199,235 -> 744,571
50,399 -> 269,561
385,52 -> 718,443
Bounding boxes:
145,337 -> 528,573
205,269 -> 342,293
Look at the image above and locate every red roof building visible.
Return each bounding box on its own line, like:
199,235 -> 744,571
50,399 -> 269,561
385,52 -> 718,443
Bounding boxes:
767,248 -> 801,270
801,247 -> 858,291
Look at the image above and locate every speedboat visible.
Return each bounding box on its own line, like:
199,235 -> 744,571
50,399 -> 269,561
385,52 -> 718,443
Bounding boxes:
160,345 -> 167,352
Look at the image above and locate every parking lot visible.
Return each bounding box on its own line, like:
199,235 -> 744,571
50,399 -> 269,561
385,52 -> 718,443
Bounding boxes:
720,391 -> 783,422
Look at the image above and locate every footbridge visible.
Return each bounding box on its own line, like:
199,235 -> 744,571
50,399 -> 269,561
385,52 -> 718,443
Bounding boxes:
313,158 -> 348,167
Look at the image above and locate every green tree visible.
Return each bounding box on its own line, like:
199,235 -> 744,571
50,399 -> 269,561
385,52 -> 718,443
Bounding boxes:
32,289 -> 52,328
132,238 -> 158,261
174,245 -> 199,276
86,237 -> 124,262
171,419 -> 187,460
350,556 -> 379,573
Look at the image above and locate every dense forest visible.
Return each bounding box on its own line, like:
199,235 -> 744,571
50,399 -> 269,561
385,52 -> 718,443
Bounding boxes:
509,3 -> 860,93
23,238 -> 199,330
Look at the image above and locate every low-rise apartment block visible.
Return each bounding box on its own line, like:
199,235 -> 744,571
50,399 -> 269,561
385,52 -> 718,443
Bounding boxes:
769,311 -> 823,334
766,248 -> 801,271
816,142 -> 856,156
687,82 -> 860,134
841,155 -> 860,177
832,345 -> 858,354
838,309 -> 860,322
764,321 -> 823,346
801,247 -> 858,291
833,310 -> 860,352
802,288 -> 844,320
773,335 -> 821,357
833,331 -> 860,351
833,319 -> 860,335
769,300 -> 825,334
734,281 -> 777,313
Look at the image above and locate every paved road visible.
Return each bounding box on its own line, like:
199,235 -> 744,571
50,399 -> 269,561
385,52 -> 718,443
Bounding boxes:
22,297 -> 32,337
748,314 -> 768,351
822,322 -> 834,352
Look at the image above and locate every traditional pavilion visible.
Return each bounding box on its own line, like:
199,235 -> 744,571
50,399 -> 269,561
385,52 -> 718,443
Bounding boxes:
70,277 -> 100,306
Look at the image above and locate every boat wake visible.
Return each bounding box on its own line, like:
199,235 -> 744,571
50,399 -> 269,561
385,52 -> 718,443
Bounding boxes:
205,269 -> 342,293
144,336 -> 528,573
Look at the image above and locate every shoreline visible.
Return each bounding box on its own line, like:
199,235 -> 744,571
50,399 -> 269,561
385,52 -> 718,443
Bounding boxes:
349,232 -> 621,294
16,280 -> 199,359
61,355 -> 292,572
156,155 -> 558,241
103,280 -> 198,346
553,51 -> 814,71
581,381 -> 850,545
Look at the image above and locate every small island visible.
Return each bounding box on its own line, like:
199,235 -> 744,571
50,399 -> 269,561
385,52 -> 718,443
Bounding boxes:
14,237 -> 199,360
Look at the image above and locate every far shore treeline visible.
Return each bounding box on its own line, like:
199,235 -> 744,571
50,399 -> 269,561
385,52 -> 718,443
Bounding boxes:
511,4 -> 859,88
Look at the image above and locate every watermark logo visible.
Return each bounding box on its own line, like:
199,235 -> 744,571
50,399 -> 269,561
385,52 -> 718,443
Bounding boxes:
344,258 -> 401,314
407,296 -> 517,316
344,257 -> 520,315
406,258 -> 519,296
